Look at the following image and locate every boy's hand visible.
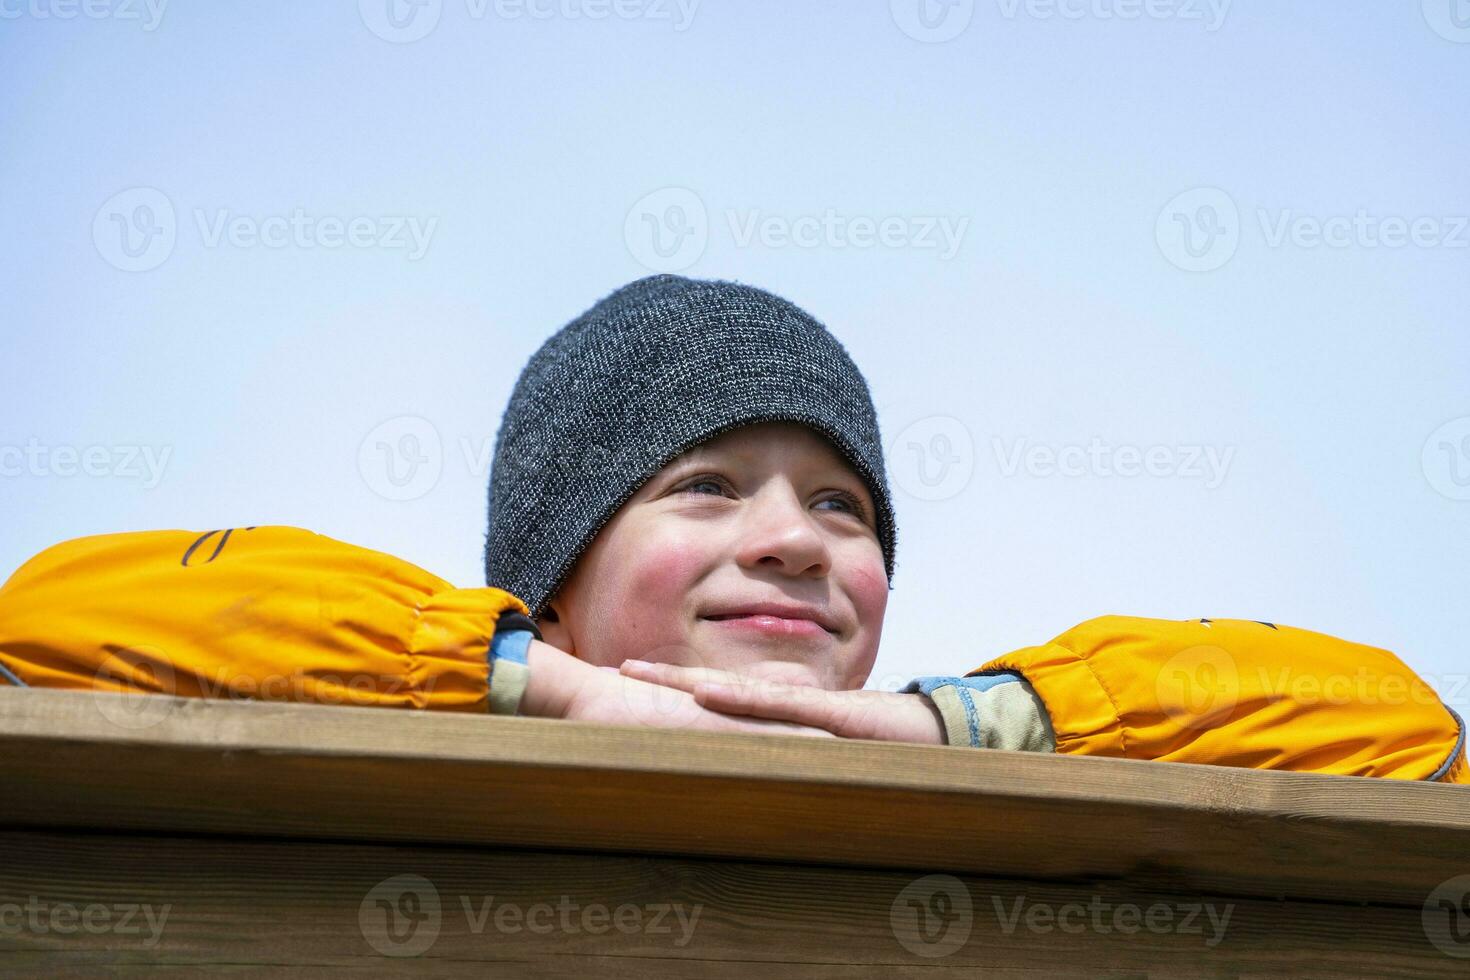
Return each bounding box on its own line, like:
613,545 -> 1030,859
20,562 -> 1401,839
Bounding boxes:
618,659 -> 948,746
520,639 -> 836,738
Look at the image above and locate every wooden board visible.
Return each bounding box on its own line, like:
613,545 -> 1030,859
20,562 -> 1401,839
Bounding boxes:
1,829 -> 1465,977
2,686 -> 1467,915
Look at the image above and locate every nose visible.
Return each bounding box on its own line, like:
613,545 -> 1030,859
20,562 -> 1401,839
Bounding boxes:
732,482 -> 832,578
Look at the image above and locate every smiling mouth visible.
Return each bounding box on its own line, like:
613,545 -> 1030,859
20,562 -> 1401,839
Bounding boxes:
701,614 -> 836,638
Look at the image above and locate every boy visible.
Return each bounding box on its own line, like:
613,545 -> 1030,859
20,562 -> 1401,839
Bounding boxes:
479,274 -> 1465,781
479,271 -> 921,730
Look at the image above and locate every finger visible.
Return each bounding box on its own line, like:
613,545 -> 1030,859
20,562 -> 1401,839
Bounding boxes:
693,678 -> 862,734
619,659 -> 739,692
621,658 -> 828,691
706,709 -> 839,739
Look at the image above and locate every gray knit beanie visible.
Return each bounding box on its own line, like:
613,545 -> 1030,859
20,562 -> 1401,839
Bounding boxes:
484,274 -> 897,619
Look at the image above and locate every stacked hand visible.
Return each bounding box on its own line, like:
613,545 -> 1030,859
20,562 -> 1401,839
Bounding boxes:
522,639 -> 834,738
520,639 -> 946,745
618,659 -> 947,745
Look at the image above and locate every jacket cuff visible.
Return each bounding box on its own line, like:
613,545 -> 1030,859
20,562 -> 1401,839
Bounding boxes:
487,628 -> 534,716
901,672 -> 1056,752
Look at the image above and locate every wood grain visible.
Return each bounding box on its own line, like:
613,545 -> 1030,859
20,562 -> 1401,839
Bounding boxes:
0,829 -> 1462,977
2,686 -> 1466,912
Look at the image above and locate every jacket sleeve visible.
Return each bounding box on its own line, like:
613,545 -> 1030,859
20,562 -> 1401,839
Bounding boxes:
0,526 -> 531,714
941,615 -> 1466,783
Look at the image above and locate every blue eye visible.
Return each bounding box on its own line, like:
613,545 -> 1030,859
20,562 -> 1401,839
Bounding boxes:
679,476 -> 870,525
820,491 -> 870,522
682,478 -> 729,499
683,477 -> 729,496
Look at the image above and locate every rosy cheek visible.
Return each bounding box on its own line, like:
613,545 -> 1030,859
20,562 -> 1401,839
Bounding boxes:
586,534 -> 711,665
625,537 -> 707,606
833,559 -> 887,688
844,559 -> 890,623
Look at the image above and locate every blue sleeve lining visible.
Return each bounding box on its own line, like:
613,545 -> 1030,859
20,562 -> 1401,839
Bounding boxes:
488,627 -> 533,668
900,671 -> 1028,748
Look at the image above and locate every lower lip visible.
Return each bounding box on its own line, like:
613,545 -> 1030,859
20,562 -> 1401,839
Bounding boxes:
703,615 -> 832,640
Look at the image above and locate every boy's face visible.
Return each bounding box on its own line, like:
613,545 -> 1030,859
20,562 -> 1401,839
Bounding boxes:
536,421 -> 888,690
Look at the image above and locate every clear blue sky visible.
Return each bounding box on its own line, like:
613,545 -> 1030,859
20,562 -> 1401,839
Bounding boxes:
2,1 -> 1467,715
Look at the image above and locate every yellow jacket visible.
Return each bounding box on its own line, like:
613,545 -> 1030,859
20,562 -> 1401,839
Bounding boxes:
0,526 -> 528,712
977,616 -> 1466,783
0,525 -> 1463,784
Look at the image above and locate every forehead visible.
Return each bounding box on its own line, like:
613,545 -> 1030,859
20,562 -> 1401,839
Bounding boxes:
678,421 -> 847,466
